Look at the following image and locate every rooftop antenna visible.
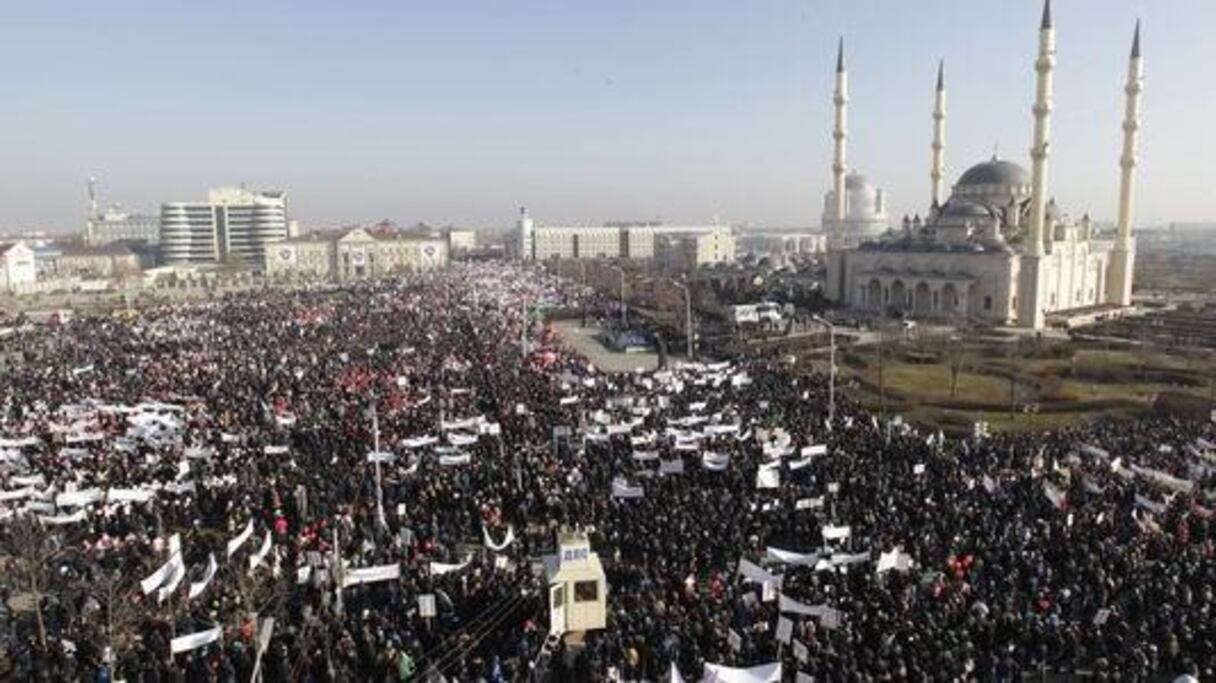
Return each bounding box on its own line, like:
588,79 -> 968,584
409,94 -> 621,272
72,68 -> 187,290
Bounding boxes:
992,141 -> 1001,161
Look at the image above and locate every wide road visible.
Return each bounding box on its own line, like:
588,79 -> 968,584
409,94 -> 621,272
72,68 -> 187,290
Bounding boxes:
549,319 -> 661,374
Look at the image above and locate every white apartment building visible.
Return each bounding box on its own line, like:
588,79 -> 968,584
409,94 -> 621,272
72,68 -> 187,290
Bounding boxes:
161,187 -> 288,267
0,242 -> 37,293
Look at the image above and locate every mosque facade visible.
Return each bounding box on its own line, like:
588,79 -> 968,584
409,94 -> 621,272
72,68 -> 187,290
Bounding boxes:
825,1 -> 1143,329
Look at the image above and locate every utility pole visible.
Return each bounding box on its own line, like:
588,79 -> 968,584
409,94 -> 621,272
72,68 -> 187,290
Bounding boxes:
372,403 -> 386,531
813,315 -> 836,425
520,294 -> 529,356
674,280 -> 693,361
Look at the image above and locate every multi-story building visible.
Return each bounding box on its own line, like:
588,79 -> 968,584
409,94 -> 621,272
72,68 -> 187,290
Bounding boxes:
0,243 -> 36,293
160,187 -> 288,267
520,212 -> 736,265
263,225 -> 449,282
55,242 -> 144,279
86,208 -> 160,246
655,228 -> 737,270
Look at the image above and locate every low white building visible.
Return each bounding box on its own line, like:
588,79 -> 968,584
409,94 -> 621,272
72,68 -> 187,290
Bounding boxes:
0,243 -> 37,293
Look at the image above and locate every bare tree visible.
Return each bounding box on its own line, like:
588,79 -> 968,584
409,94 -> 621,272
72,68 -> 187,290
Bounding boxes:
945,333 -> 970,399
0,517 -> 64,650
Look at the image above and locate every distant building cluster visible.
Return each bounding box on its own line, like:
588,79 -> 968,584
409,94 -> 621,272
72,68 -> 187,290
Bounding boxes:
264,221 -> 449,282
517,209 -> 736,268
0,182 -> 474,296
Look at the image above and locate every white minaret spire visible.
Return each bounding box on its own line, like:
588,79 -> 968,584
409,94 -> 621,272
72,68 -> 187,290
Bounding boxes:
1107,20 -> 1143,306
1026,0 -> 1055,257
831,36 -> 848,246
930,60 -> 947,207
1017,0 -> 1056,329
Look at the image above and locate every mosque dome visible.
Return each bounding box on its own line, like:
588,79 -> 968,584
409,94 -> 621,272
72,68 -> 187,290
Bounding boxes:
956,158 -> 1031,188
845,172 -> 871,191
940,199 -> 993,219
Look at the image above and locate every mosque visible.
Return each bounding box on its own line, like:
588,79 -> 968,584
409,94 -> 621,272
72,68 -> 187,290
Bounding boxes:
824,0 -> 1143,330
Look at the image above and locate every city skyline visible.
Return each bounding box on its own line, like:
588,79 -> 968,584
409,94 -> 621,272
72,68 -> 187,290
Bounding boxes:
1,0 -> 1210,233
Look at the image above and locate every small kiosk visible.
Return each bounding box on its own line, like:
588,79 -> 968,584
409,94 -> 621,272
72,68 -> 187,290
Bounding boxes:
542,532 -> 607,636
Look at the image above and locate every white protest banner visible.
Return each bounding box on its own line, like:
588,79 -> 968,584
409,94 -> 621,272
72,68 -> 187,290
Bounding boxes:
188,554 -> 218,600
1131,464 -> 1194,494
342,563 -> 401,588
401,435 -> 439,449
876,548 -> 915,574
263,445 -> 289,456
0,486 -> 35,502
611,478 -> 644,499
669,662 -> 686,683
1134,494 -> 1168,515
1081,444 -> 1110,460
913,463 -> 926,475
766,547 -> 819,566
830,551 -> 871,567
248,531 -> 272,574
107,488 -> 155,504
448,432 -> 478,447
56,488 -> 103,508
737,558 -> 781,586
1093,608 -> 1112,626
10,474 -> 45,487
227,520 -> 254,559
702,662 -> 782,683
418,593 -> 437,618
775,616 -> 794,645
702,452 -> 730,471
141,552 -> 180,596
296,565 -> 312,585
801,444 -> 827,457
158,553 -> 185,603
429,555 -> 472,576
795,497 -> 824,511
438,453 -> 471,467
0,436 -> 39,449
787,457 -> 813,471
366,451 -> 395,464
38,509 -> 88,525
659,458 -> 685,475
170,626 -> 221,655
632,450 -> 660,462
756,464 -> 781,490
483,525 -> 515,552
822,524 -> 851,542
441,416 -> 482,431
761,580 -> 778,603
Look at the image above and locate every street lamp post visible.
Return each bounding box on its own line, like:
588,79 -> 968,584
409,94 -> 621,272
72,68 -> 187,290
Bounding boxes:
608,265 -> 627,326
812,315 -> 836,425
673,280 -> 693,361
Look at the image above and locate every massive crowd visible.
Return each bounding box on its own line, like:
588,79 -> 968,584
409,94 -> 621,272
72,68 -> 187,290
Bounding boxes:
0,262 -> 1212,682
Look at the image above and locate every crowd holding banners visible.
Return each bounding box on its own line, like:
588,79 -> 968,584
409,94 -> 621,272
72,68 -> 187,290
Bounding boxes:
0,261 -> 1211,681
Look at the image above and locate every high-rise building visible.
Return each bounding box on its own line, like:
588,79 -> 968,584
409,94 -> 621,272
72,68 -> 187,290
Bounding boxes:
86,208 -> 160,246
160,187 -> 288,266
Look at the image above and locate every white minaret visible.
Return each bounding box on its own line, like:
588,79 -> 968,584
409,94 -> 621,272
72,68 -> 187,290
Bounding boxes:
1107,22 -> 1143,307
518,206 -> 534,260
930,60 -> 947,208
830,37 -> 848,248
1018,0 -> 1055,329
1026,0 -> 1054,257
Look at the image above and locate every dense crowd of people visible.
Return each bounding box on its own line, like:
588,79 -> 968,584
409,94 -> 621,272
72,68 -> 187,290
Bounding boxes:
0,262 -> 1212,682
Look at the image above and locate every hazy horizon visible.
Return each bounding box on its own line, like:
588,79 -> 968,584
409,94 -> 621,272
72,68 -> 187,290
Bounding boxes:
1,0 -> 1211,234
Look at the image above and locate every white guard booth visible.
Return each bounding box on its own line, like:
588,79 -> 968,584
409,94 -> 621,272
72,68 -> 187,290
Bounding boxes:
542,532 -> 607,636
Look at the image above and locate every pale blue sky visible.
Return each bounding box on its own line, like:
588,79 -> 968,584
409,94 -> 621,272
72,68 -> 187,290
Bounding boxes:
0,0 -> 1209,232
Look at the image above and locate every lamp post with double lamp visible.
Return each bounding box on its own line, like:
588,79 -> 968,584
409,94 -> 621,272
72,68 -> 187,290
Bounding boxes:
672,280 -> 693,361
607,264 -> 627,326
812,314 -> 836,425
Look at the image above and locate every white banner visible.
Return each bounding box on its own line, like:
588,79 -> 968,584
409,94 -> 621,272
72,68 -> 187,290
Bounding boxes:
401,435 -> 439,449
702,662 -> 782,683
765,547 -> 819,566
56,488 -> 103,508
737,558 -> 781,586
142,552 -> 181,595
659,458 -> 685,475
227,520 -> 254,559
38,509 -> 88,525
756,464 -> 781,490
612,478 -> 644,499
822,525 -> 851,541
483,525 -> 515,552
342,563 -> 401,588
248,531 -> 272,574
0,486 -> 35,502
158,552 -> 185,603
795,496 -> 824,511
107,488 -> 155,504
429,555 -> 472,576
876,548 -> 915,574
170,626 -> 221,655
188,554 -> 218,600
438,453 -> 471,467
366,451 -> 395,464
702,452 -> 730,471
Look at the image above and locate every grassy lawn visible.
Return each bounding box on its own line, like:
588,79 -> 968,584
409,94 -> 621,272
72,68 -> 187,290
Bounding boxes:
848,361 -> 1011,404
